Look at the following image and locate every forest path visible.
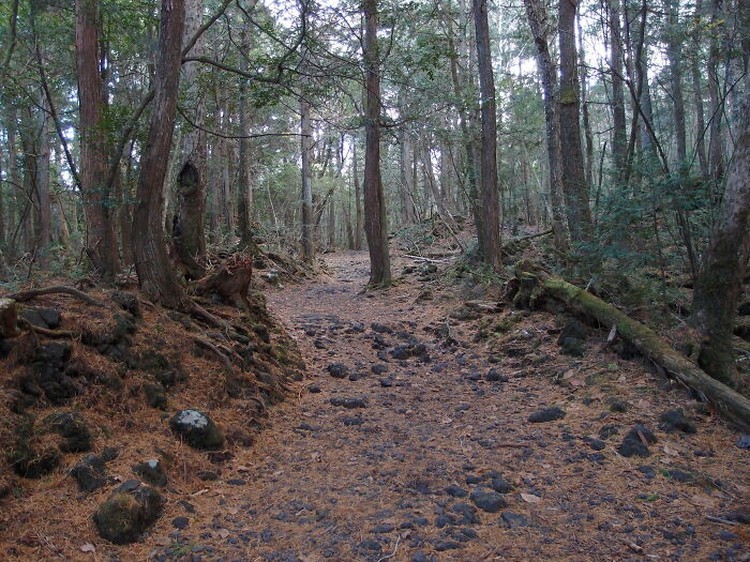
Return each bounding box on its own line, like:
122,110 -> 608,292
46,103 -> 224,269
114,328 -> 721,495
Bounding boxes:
164,251 -> 749,562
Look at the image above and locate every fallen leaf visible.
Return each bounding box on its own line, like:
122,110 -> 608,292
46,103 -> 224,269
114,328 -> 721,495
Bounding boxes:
521,493 -> 541,503
80,543 -> 96,553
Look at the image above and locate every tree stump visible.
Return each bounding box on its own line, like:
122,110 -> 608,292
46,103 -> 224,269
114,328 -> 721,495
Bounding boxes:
193,253 -> 253,309
0,298 -> 19,337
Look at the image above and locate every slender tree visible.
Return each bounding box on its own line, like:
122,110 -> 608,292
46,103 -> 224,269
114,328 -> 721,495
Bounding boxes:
558,0 -> 594,243
362,0 -> 391,287
472,0 -> 502,269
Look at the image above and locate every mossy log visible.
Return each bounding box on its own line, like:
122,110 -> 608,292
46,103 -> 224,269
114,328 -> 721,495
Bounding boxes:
539,275 -> 750,431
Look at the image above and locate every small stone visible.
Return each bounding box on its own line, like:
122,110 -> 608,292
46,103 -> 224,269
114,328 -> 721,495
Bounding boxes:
197,470 -> 218,481
172,516 -> 190,530
327,363 -> 349,379
342,415 -> 364,426
667,469 -> 696,483
71,453 -> 110,493
434,540 -> 461,551
227,478 -> 246,486
735,435 -> 750,450
371,323 -> 393,334
584,437 -> 606,451
528,406 -> 566,423
470,490 -> 507,513
329,396 -> 367,408
502,512 -> 529,528
371,364 -> 388,375
446,485 -> 468,498
372,523 -> 396,533
133,458 -> 167,487
308,385 -> 322,394
489,476 -> 513,493
42,411 -> 92,452
451,502 -> 480,524
357,539 -> 381,552
486,368 -> 508,382
659,410 -> 697,434
618,424 -> 656,457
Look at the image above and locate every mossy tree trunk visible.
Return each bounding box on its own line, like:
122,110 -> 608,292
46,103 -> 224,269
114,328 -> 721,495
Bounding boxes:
690,99 -> 750,387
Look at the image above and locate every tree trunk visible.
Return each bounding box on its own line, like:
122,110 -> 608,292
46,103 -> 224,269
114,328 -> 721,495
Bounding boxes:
690,98 -> 750,387
607,0 -> 627,186
300,95 -> 315,264
174,0 -> 207,273
363,0 -> 391,287
524,0 -> 570,252
132,0 -> 189,308
352,137 -> 363,251
473,0 -> 502,270
707,0 -> 725,183
665,0 -> 687,171
237,23 -> 253,250
558,0 -> 594,243
75,0 -> 120,278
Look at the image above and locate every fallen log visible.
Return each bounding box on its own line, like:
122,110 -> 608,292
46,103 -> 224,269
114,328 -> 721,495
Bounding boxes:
534,274 -> 750,431
6,285 -> 104,307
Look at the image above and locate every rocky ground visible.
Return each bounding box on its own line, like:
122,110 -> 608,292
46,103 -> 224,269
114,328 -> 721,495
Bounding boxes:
1,247 -> 749,561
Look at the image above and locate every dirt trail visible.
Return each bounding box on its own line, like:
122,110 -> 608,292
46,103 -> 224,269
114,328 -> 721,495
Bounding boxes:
158,251 -> 749,562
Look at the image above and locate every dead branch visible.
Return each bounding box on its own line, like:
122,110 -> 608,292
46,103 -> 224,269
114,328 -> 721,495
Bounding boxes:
17,317 -> 75,339
6,285 -> 104,307
192,336 -> 235,371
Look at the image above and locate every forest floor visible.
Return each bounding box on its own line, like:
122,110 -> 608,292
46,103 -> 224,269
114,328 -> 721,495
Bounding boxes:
152,246 -> 749,561
2,238 -> 750,561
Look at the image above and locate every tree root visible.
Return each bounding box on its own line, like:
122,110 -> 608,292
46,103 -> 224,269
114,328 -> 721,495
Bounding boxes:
6,285 -> 104,307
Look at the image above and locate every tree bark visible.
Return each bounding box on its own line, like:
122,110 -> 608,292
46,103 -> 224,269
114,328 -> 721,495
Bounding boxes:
132,0 -> 189,308
690,98 -> 750,387
558,0 -> 594,243
524,0 -> 570,252
607,0 -> 627,186
363,0 -> 391,287
473,0 -> 502,270
75,0 -> 121,278
301,94 -> 315,264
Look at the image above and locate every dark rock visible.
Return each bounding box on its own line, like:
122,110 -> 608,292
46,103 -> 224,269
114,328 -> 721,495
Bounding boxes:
172,516 -> 190,530
445,485 -> 468,498
42,411 -> 92,452
308,384 -> 322,394
371,323 -> 393,334
9,446 -> 61,479
372,523 -> 396,533
111,291 -> 141,317
371,364 -> 388,375
71,453 -> 110,493
470,490 -> 507,513
227,478 -> 246,486
451,502 -> 480,524
486,368 -> 508,382
659,410 -> 697,434
618,424 -> 657,457
558,319 -> 587,356
723,509 -> 750,524
411,552 -> 436,562
143,383 -> 168,410
21,308 -> 61,329
528,406 -> 566,423
133,459 -> 168,487
666,469 -> 696,483
435,513 -> 456,528
608,398 -> 630,413
434,540 -> 461,551
489,476 -> 514,493
501,512 -> 530,528
379,378 -> 394,387
169,409 -> 224,450
584,437 -> 606,451
94,481 -> 164,544
342,415 -> 364,426
327,363 -> 350,379
599,424 -> 619,439
329,396 -> 367,408
735,435 -> 750,450
197,470 -> 219,481
357,539 -> 382,552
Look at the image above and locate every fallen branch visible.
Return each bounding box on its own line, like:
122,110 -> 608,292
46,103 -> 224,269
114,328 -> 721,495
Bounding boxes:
17,317 -> 75,339
6,285 -> 104,307
528,273 -> 750,431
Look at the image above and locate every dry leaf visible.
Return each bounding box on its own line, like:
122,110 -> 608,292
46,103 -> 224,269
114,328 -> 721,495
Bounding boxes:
521,493 -> 541,503
80,543 -> 96,553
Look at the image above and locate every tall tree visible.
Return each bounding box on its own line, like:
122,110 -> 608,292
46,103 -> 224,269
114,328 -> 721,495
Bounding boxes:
362,0 -> 391,287
472,0 -> 502,269
132,0 -> 189,308
524,0 -> 570,252
690,97 -> 750,387
558,0 -> 593,243
300,94 -> 315,264
75,0 -> 121,278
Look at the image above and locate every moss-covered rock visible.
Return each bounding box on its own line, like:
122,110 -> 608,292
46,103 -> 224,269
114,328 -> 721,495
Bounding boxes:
169,409 -> 224,450
93,480 -> 164,544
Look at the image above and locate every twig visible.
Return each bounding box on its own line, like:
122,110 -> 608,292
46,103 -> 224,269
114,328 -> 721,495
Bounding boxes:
6,285 -> 104,307
193,336 -> 234,371
376,535 -> 400,562
706,515 -> 739,526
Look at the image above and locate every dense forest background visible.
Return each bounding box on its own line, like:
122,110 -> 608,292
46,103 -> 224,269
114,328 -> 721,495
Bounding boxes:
0,0 -> 748,379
